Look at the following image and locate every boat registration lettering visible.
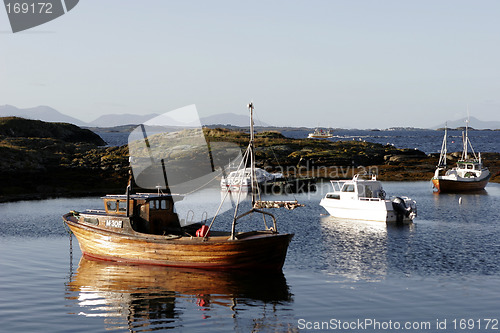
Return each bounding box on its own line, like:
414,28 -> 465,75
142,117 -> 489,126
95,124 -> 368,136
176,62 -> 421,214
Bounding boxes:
105,219 -> 123,228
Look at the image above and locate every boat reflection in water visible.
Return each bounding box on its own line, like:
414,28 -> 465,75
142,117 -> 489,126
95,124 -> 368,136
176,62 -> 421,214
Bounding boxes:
430,189 -> 488,223
66,257 -> 293,332
320,216 -> 414,281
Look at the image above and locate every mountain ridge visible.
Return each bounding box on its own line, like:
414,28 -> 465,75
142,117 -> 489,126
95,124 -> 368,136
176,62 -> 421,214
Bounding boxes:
0,105 -> 87,126
0,105 -> 269,127
2,105 -> 499,129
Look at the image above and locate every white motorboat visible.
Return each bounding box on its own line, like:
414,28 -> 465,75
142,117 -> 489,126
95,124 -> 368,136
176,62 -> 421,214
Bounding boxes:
220,167 -> 281,191
319,174 -> 417,224
308,128 -> 333,138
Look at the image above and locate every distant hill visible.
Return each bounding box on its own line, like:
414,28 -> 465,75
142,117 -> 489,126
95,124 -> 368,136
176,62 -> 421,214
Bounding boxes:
0,105 -> 88,126
432,116 -> 500,130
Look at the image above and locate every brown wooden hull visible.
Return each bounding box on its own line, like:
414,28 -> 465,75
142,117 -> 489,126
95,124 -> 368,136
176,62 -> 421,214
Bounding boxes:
432,175 -> 490,193
63,214 -> 293,271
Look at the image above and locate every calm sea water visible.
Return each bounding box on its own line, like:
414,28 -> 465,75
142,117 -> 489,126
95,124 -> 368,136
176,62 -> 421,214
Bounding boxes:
1,182 -> 500,332
97,129 -> 500,154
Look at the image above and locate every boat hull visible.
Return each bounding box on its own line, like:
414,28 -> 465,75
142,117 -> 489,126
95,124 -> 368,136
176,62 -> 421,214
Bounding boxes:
63,214 -> 293,271
319,198 -> 413,224
308,135 -> 333,139
432,174 -> 490,193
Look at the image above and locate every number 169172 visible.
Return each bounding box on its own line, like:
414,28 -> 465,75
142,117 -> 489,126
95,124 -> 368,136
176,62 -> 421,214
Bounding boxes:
6,2 -> 53,14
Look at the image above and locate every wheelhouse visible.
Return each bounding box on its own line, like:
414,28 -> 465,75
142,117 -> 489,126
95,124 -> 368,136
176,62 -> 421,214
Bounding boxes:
102,194 -> 182,235
456,161 -> 481,170
329,175 -> 386,201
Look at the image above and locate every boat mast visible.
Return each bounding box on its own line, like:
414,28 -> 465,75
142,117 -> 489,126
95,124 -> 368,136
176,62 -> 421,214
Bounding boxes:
463,108 -> 470,161
248,102 -> 257,206
438,123 -> 447,168
464,113 -> 469,160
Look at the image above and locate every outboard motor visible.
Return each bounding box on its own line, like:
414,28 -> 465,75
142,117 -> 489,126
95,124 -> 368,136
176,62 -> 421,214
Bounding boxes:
392,197 -> 413,224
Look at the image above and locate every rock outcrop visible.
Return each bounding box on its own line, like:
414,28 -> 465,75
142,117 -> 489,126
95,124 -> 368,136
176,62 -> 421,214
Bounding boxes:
0,117 -> 127,201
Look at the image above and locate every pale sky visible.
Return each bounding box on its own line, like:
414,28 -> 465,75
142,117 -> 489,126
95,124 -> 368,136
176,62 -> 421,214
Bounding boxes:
1,0 -> 500,128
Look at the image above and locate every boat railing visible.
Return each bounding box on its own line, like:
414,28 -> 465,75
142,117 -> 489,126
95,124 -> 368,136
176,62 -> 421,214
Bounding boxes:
353,172 -> 377,181
83,209 -> 107,214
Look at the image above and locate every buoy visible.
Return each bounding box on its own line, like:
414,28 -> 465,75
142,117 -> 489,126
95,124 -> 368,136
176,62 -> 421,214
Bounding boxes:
196,225 -> 210,237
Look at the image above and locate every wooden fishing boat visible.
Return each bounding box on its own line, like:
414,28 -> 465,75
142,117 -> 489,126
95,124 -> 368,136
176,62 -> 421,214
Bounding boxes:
431,118 -> 490,193
63,103 -> 298,271
63,203 -> 292,270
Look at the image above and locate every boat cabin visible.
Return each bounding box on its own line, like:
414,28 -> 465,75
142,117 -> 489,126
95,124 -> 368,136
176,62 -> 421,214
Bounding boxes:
327,175 -> 386,201
439,160 -> 485,179
102,194 -> 182,235
456,161 -> 481,171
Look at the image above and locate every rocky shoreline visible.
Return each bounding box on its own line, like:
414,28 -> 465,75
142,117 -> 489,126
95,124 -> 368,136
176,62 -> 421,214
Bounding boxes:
1,119 -> 499,202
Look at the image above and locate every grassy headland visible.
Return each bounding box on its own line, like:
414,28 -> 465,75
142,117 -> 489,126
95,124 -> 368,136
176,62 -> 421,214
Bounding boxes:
1,118 -> 498,202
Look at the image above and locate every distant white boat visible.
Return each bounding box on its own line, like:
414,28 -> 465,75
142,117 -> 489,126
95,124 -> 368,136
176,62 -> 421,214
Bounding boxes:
319,174 -> 417,224
308,128 -> 333,138
220,167 -> 282,191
